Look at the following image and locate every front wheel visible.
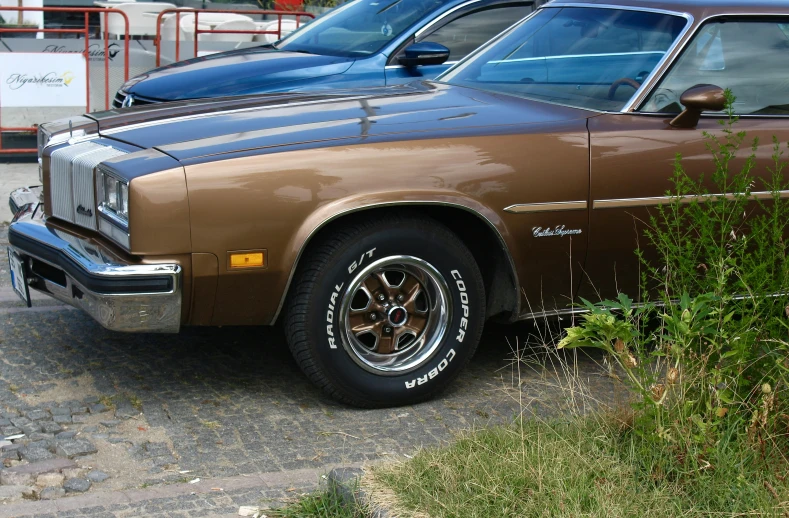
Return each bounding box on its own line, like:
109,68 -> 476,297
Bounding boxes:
284,215 -> 485,407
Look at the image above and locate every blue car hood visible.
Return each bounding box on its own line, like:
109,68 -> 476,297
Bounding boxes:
126,48 -> 355,101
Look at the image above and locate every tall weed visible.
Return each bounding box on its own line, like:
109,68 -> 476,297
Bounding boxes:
559,91 -> 789,480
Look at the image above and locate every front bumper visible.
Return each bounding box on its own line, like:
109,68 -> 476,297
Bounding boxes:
7,208 -> 182,333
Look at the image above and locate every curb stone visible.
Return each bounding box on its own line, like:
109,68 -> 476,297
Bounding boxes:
327,467 -> 390,518
0,466 -> 335,517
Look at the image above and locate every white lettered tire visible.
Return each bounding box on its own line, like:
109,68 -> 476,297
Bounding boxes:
284,215 -> 485,407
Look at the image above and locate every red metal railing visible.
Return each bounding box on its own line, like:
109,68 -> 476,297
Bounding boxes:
0,6 -> 130,154
154,8 -> 314,66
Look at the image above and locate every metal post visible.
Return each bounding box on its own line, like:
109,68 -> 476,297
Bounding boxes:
84,12 -> 90,112
104,11 -> 110,109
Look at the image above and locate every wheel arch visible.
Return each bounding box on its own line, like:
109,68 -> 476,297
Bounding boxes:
271,200 -> 521,325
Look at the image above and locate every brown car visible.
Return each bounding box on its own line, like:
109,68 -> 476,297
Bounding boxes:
8,0 -> 789,407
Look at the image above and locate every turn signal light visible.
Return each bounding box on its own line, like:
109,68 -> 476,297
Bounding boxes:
228,250 -> 266,269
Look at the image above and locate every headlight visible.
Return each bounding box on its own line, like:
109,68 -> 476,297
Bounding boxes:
101,174 -> 128,215
96,167 -> 130,248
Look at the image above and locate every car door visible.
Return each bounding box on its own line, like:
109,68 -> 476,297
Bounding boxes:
385,1 -> 533,84
581,16 -> 789,302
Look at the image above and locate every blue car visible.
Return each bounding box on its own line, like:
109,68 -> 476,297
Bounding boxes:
114,0 -> 536,107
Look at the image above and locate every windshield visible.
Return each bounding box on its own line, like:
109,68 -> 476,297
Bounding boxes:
439,7 -> 688,111
276,0 -> 450,58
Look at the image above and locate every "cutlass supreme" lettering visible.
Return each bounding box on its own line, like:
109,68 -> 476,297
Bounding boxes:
532,225 -> 582,238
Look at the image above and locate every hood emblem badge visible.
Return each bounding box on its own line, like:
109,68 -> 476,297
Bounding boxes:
76,205 -> 93,217
532,225 -> 582,238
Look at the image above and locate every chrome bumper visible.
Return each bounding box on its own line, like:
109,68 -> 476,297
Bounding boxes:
7,208 -> 182,333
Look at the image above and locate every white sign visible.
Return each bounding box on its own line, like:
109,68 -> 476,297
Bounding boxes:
0,53 -> 87,107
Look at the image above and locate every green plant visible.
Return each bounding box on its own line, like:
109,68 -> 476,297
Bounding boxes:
266,483 -> 364,518
559,91 -> 789,478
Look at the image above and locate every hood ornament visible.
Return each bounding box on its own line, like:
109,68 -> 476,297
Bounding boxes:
69,119 -> 73,137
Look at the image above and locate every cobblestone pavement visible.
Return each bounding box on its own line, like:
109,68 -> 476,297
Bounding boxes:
0,467 -> 334,518
11,486 -> 305,518
0,224 -> 623,516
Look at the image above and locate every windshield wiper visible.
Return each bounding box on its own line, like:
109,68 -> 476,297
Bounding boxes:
377,0 -> 401,15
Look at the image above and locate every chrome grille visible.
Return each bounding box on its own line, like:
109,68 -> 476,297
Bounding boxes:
50,142 -> 127,231
112,91 -> 126,109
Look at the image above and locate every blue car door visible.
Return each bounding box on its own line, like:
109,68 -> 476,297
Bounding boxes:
385,1 -> 534,85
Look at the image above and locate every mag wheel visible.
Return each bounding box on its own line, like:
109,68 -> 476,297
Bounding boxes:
285,215 -> 485,407
340,255 -> 450,374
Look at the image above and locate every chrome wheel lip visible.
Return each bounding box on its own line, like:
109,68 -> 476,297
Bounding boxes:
339,255 -> 451,376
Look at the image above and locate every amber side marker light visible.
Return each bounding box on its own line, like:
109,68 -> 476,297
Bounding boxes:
228,250 -> 267,269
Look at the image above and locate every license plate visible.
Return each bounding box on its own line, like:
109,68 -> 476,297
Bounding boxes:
7,250 -> 31,307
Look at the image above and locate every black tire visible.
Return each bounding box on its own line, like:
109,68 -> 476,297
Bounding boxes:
284,214 -> 485,408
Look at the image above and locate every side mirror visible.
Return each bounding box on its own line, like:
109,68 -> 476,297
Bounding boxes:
669,84 -> 726,128
398,42 -> 450,68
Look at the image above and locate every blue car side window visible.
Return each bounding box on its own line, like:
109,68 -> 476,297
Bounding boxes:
418,5 -> 532,62
276,0 -> 451,57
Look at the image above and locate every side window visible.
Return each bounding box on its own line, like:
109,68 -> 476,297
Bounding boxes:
419,5 -> 530,62
641,19 -> 789,115
509,10 -> 678,60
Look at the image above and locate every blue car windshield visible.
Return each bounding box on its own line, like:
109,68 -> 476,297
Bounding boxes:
276,0 -> 449,58
439,7 -> 688,111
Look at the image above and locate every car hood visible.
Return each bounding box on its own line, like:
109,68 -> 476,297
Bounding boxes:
125,47 -> 355,101
92,82 -> 595,164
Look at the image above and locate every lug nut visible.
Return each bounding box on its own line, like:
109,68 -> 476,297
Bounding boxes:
396,294 -> 404,302
377,294 -> 386,301
369,313 -> 377,321
384,326 -> 392,333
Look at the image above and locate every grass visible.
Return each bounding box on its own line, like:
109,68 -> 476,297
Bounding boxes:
201,420 -> 221,430
97,392 -> 144,411
98,395 -> 116,410
127,392 -> 143,411
363,414 -> 788,518
265,485 -> 364,518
